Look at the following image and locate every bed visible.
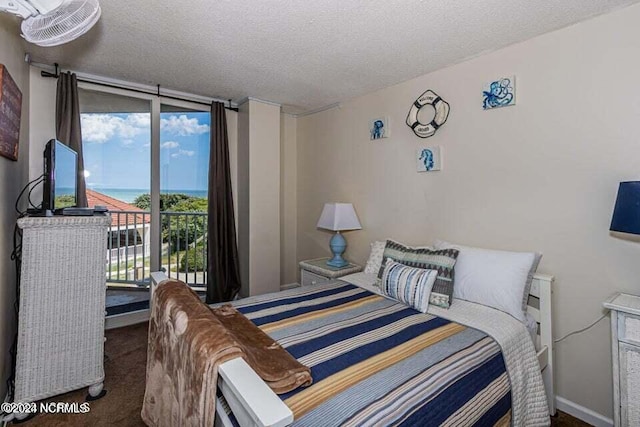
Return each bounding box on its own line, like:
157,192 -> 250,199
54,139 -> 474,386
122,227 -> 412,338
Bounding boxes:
149,268 -> 554,427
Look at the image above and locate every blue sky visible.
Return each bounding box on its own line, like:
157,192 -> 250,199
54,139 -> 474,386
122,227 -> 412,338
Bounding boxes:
81,112 -> 210,191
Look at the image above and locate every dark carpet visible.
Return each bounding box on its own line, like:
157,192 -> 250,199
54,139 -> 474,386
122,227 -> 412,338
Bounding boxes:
15,322 -> 592,426
16,323 -> 148,427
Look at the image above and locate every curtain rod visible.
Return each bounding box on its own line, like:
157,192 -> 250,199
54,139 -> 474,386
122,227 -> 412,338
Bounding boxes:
39,63 -> 239,112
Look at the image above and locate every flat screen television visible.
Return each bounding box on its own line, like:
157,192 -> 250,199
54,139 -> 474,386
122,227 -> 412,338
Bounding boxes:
42,139 -> 78,212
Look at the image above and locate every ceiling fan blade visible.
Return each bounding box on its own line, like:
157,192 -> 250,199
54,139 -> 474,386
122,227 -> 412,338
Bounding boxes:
20,0 -> 101,47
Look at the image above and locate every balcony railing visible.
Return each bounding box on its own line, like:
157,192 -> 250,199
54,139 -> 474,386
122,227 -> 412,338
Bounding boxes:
163,211 -> 208,288
106,210 -> 207,289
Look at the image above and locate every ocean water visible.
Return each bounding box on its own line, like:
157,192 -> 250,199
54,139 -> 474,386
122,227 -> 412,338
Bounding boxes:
89,188 -> 207,203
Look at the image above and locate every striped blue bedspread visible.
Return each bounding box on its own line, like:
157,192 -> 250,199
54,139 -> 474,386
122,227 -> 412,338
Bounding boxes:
232,281 -> 512,427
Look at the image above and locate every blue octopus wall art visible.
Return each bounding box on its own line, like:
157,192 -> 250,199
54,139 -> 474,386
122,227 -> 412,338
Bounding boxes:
482,77 -> 515,110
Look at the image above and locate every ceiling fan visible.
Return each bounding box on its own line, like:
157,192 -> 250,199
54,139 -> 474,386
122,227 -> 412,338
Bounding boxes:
0,0 -> 101,47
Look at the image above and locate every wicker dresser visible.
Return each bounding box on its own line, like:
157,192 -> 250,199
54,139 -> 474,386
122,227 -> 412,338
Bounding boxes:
604,293 -> 640,427
15,215 -> 110,404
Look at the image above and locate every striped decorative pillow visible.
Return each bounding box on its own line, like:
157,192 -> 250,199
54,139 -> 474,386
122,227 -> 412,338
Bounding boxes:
377,239 -> 459,308
380,259 -> 437,313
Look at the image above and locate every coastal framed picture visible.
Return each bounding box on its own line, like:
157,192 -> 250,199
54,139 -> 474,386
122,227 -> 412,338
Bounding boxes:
369,116 -> 390,140
0,64 -> 22,161
416,146 -> 442,172
482,76 -> 516,110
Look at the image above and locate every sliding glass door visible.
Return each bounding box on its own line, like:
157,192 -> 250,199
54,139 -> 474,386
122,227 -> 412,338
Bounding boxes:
79,88 -> 152,289
79,85 -> 210,313
159,103 -> 210,291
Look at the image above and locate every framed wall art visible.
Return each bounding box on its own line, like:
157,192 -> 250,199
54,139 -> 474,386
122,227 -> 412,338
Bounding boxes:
416,146 -> 442,172
369,116 -> 390,140
0,64 -> 22,161
482,76 -> 515,110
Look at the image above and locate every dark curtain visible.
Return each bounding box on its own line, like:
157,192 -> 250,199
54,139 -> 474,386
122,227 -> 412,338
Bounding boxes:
56,72 -> 88,207
207,102 -> 241,303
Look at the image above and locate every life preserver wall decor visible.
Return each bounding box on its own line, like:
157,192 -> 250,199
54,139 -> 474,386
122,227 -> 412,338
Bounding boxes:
405,90 -> 450,138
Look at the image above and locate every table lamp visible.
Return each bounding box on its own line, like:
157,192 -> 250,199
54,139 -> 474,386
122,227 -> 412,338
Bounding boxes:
317,203 -> 362,268
610,181 -> 640,235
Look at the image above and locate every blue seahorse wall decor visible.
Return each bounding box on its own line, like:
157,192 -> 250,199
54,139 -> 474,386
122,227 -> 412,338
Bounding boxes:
482,77 -> 515,110
419,148 -> 434,171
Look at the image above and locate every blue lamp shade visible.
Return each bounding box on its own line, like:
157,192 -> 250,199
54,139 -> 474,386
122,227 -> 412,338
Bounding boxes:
610,181 -> 640,235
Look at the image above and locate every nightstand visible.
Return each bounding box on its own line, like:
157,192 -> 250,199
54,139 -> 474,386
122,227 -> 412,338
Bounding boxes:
604,293 -> 640,427
299,258 -> 362,286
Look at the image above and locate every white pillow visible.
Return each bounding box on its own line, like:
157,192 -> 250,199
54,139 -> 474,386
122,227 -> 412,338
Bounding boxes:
433,240 -> 541,322
380,258 -> 438,313
363,241 -> 386,274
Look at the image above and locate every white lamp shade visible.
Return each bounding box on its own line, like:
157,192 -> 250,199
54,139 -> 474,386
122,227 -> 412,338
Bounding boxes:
317,203 -> 362,231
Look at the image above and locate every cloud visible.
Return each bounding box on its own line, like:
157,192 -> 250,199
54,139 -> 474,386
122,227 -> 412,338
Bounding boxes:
171,149 -> 195,158
161,141 -> 179,149
161,115 -> 209,136
81,113 -> 150,143
81,115 -> 117,143
127,113 -> 151,128
82,113 -> 207,144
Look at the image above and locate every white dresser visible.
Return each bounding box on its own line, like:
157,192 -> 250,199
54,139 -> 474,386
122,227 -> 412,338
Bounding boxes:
604,293 -> 640,427
15,215 -> 110,405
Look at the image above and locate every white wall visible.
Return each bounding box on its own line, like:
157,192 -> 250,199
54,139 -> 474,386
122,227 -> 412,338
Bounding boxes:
296,3 -> 640,418
281,113 -> 297,285
237,102 -> 251,295
237,99 -> 282,297
226,110 -> 239,231
0,16 -> 30,399
28,66 -> 56,203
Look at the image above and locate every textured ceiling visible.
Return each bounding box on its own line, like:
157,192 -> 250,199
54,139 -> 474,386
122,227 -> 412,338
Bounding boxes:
18,0 -> 640,113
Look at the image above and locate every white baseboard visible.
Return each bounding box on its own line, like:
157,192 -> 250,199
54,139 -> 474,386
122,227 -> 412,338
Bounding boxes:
556,396 -> 613,427
105,309 -> 150,330
280,283 -> 300,291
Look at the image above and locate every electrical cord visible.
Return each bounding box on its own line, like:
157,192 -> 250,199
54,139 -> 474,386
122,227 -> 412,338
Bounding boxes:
27,176 -> 44,210
14,174 -> 44,215
5,176 -> 45,403
6,222 -> 22,404
553,314 -> 607,343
